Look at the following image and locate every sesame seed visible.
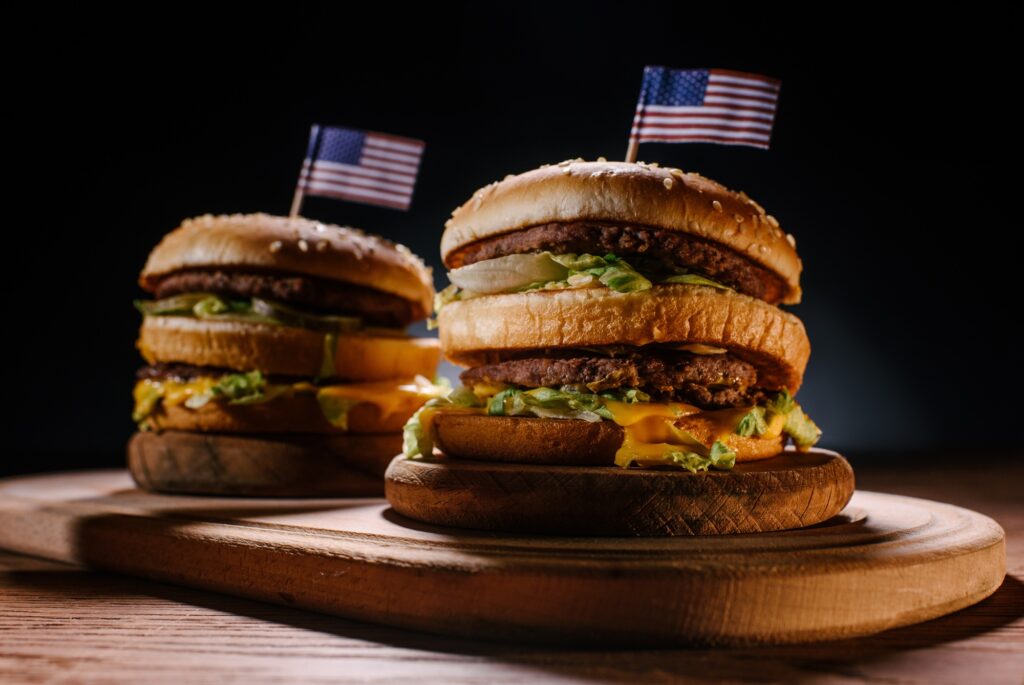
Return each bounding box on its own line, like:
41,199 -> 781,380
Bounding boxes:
597,156 -> 607,162
663,177 -> 673,189
767,215 -> 780,228
269,240 -> 282,253
316,240 -> 328,252
786,233 -> 797,247
561,166 -> 572,174
759,245 -> 769,253
688,220 -> 700,231
734,214 -> 745,223
298,239 -> 309,252
314,223 -> 326,233
712,200 -> 723,212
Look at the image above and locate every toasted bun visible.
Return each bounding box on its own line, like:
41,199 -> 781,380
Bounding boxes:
139,317 -> 440,381
434,414 -> 784,465
442,161 -> 801,304
140,213 -> 434,319
144,392 -> 420,434
439,285 -> 809,391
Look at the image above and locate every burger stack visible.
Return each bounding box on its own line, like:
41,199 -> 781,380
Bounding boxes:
129,213 -> 442,496
390,160 -> 839,532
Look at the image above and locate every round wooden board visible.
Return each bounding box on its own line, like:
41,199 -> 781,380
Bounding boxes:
0,470 -> 1005,646
128,430 -> 401,497
386,448 -> 856,535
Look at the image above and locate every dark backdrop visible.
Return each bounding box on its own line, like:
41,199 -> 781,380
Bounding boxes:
7,5 -> 1020,476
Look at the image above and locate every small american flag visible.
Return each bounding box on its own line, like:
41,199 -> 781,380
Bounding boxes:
297,125 -> 425,211
629,67 -> 781,149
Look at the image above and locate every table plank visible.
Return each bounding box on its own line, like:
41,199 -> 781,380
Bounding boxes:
1,461 -> 1021,684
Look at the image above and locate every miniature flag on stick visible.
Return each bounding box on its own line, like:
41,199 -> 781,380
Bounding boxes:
291,125 -> 425,216
626,67 -> 781,162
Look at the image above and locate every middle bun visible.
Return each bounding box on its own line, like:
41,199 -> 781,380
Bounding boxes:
438,285 -> 809,391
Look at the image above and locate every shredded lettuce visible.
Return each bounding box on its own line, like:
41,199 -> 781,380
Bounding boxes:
735,406 -> 769,437
783,405 -> 822,449
402,387 -> 484,458
487,387 -> 614,422
733,390 -> 821,449
185,370 -> 269,409
135,292 -> 365,333
317,393 -> 359,430
547,253 -> 652,293
661,440 -> 737,473
661,272 -> 732,290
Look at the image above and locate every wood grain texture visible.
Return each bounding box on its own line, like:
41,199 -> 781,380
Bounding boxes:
0,469 -> 1005,648
386,448 -> 855,535
128,430 -> 400,496
0,460 -> 1021,684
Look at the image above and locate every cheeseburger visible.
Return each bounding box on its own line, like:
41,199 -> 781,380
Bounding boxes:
403,160 -> 820,472
129,213 -> 442,495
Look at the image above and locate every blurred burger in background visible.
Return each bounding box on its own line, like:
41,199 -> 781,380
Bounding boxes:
130,213 -> 443,496
403,160 -> 820,471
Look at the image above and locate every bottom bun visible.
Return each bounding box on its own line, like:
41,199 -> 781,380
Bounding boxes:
128,430 -> 401,497
434,414 -> 784,466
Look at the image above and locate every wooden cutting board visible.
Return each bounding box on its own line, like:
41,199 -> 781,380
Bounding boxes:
0,469 -> 1005,647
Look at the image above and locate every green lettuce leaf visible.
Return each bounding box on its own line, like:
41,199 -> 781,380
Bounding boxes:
317,332 -> 339,382
549,253 -> 653,293
317,393 -> 359,430
402,387 -> 485,458
661,273 -> 732,290
660,440 -> 737,473
132,385 -> 162,423
784,405 -> 822,449
735,406 -> 768,437
486,387 -> 612,422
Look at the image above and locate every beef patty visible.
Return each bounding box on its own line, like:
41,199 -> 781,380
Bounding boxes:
152,269 -> 420,327
136,363 -> 314,385
446,221 -> 788,304
460,352 -> 766,409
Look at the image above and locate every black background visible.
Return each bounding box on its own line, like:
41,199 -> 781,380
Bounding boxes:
7,6 -> 1020,477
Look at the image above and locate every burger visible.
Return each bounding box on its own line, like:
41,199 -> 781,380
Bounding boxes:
400,160 -> 822,477
129,213 -> 443,496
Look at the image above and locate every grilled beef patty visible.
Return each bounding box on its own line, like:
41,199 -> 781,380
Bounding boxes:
152,269 -> 419,327
460,351 -> 766,409
446,221 -> 788,304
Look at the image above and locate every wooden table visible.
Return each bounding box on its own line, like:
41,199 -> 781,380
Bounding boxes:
2,460 -> 1021,684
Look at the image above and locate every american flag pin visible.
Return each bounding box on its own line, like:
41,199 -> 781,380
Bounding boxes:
291,125 -> 426,215
627,67 -> 781,162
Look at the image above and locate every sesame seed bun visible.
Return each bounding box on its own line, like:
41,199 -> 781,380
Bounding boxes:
140,213 -> 434,320
138,316 -> 441,382
438,285 -> 809,392
433,415 -> 785,465
441,160 -> 802,304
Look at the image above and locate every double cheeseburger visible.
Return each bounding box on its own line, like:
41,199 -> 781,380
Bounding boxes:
403,160 -> 820,472
130,213 -> 442,495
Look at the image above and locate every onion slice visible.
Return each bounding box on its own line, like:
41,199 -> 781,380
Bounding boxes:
447,253 -> 568,294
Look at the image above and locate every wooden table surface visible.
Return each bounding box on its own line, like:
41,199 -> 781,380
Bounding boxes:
2,460 -> 1021,684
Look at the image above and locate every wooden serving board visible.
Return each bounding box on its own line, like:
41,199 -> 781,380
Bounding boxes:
0,469 -> 1005,646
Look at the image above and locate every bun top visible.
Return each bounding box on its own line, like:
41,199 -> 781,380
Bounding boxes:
442,160 -> 802,304
140,213 -> 434,317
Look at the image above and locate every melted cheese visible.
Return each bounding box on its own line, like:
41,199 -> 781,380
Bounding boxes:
316,379 -> 447,425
